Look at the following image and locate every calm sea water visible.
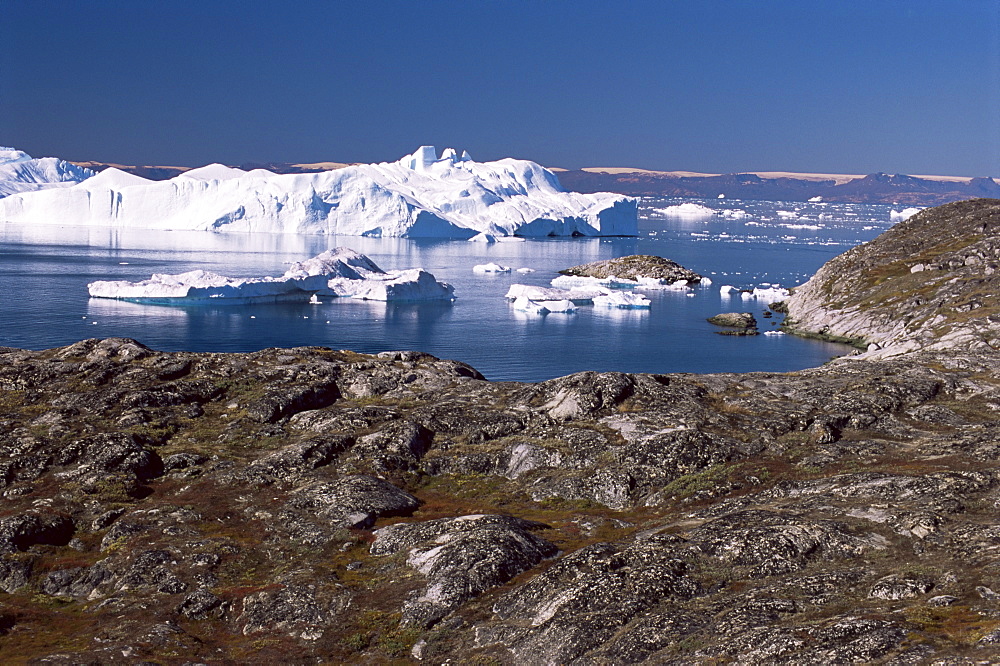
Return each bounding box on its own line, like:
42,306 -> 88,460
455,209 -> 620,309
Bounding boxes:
0,197 -> 899,382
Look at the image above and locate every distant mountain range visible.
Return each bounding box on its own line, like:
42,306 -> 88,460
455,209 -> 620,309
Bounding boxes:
69,160 -> 1000,206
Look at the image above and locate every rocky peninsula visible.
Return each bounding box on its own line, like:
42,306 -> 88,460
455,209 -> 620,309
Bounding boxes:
4,200 -> 1000,662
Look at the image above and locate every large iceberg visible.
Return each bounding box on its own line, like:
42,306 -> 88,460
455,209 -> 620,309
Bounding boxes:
0,146 -> 636,238
0,147 -> 94,197
88,248 -> 454,304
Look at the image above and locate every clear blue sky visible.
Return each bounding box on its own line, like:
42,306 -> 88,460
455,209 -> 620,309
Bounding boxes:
4,1 -> 1000,176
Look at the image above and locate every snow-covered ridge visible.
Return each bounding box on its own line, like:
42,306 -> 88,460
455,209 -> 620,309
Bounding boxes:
1,146 -> 637,238
0,146 -> 95,197
87,248 -> 454,304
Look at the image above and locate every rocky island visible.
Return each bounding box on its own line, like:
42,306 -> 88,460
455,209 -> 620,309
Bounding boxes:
6,201 -> 1000,662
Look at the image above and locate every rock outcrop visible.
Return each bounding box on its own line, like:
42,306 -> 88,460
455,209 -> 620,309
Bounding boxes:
558,254 -> 703,282
6,200 -> 1000,661
785,198 -> 1000,356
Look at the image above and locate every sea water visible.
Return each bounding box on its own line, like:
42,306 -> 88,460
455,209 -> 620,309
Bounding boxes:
0,197 -> 901,382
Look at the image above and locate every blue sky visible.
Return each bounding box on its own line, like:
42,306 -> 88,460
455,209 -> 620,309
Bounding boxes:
4,1 -> 1000,176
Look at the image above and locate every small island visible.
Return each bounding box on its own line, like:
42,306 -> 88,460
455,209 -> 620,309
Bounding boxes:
558,254 -> 703,283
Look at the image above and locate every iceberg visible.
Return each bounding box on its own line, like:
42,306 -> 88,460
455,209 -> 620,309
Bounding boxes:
0,147 -> 94,197
504,284 -> 607,304
537,299 -> 577,313
655,202 -> 715,217
87,270 -> 315,305
890,207 -> 922,222
593,291 -> 651,309
0,146 -> 637,238
740,286 -> 790,303
511,296 -> 550,315
511,296 -> 576,314
327,268 -> 454,301
87,248 -> 454,304
473,263 -> 512,274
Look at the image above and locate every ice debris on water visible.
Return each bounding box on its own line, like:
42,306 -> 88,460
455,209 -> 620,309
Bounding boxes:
87,248 -> 454,304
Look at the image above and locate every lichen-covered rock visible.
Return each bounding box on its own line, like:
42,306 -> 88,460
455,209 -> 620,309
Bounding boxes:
372,514 -> 556,627
284,475 -> 419,529
475,535 -> 699,663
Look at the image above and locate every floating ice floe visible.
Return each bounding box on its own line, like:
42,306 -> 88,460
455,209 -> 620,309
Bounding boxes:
740,286 -> 790,303
511,296 -> 577,314
87,248 -> 454,304
516,267 -> 535,273
718,209 -> 748,219
0,147 -> 94,198
593,291 -> 651,309
467,232 -> 528,243
635,277 -> 691,291
0,146 -> 636,238
890,207 -> 922,222
655,202 -> 716,218
473,263 -> 512,274
764,330 -> 785,336
505,284 -> 606,305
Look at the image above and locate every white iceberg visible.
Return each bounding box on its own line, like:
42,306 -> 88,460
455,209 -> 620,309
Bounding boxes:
87,270 -> 315,305
0,147 -> 94,197
511,296 -> 549,314
655,202 -> 715,218
635,277 -> 690,291
505,283 -> 606,304
890,207 -> 922,222
88,248 -> 454,304
473,263 -> 512,274
718,209 -> 747,219
327,268 -> 455,301
516,267 -> 535,273
740,286 -> 790,303
0,146 -> 637,238
720,285 -> 737,294
592,291 -> 651,309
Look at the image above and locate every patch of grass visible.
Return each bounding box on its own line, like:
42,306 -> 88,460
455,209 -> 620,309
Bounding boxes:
904,605 -> 999,647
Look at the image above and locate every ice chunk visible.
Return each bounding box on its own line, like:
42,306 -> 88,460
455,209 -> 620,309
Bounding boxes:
516,267 -> 535,273
739,286 -> 790,303
593,291 -> 651,309
468,232 -> 498,243
328,268 -> 455,301
655,202 -> 715,217
718,209 -> 747,219
0,146 -> 637,238
88,248 -> 454,304
282,247 -> 383,281
890,207 -> 922,221
537,299 -> 577,313
505,284 -> 604,304
473,263 -> 512,274
511,296 -> 549,314
720,285 -> 737,295
87,269 -> 314,304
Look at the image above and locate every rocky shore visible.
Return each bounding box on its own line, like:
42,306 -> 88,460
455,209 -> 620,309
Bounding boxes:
4,200 -> 1000,662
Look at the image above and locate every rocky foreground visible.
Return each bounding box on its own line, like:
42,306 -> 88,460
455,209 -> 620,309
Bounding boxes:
5,203 -> 1000,663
